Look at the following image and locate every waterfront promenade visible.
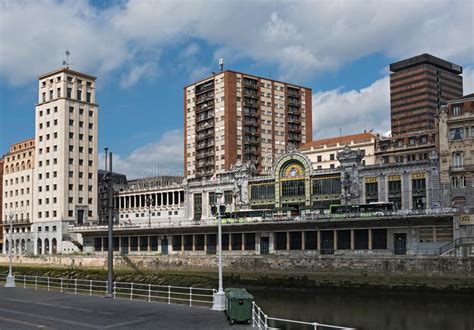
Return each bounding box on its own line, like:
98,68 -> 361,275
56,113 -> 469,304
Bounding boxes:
0,287 -> 247,329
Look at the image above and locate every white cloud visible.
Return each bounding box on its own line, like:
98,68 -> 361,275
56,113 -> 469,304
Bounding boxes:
313,76 -> 391,139
120,62 -> 157,88
99,129 -> 184,180
1,0 -> 472,86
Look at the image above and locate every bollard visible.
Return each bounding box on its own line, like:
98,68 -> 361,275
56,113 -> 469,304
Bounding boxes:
168,285 -> 171,304
113,282 -> 116,298
148,284 -> 151,302
130,283 -> 134,300
90,280 -> 93,296
47,277 -> 50,291
23,276 -> 26,289
35,276 -> 37,290
74,278 -> 77,294
60,278 -> 63,293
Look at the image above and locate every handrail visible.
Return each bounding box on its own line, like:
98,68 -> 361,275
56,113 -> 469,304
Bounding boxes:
438,237 -> 474,255
0,274 -> 215,307
252,301 -> 355,330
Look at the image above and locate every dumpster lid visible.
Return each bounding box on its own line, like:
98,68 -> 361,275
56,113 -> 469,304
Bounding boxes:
225,288 -> 254,300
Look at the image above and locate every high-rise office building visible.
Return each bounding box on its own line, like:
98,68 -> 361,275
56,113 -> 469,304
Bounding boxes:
390,53 -> 463,135
33,68 -> 98,253
184,70 -> 312,179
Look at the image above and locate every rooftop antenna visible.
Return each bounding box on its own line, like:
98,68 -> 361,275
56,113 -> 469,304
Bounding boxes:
62,50 -> 71,69
219,58 -> 224,73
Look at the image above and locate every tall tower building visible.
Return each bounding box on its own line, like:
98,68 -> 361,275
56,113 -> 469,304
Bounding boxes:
33,68 -> 98,253
184,70 -> 312,179
390,53 -> 463,135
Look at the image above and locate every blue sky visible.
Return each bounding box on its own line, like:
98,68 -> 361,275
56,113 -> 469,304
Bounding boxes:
1,0 -> 473,178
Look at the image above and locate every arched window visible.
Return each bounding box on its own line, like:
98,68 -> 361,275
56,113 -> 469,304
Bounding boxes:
52,238 -> 57,254
44,238 -> 50,254
37,239 -> 43,255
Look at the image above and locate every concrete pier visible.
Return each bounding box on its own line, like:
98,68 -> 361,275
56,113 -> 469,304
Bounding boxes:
0,287 -> 249,329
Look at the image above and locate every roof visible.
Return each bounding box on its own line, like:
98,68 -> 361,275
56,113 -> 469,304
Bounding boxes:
183,69 -> 311,90
299,132 -> 376,150
38,67 -> 97,80
447,93 -> 474,104
389,53 -> 462,74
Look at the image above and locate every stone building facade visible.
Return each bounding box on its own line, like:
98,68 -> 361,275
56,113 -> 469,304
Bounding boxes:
438,94 -> 474,209
2,139 -> 35,255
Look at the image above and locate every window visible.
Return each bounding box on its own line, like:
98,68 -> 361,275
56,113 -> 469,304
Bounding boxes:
453,153 -> 464,168
329,154 -> 335,160
452,105 -> 462,116
317,155 -> 322,162
67,88 -> 72,98
449,128 -> 464,140
281,179 -> 305,197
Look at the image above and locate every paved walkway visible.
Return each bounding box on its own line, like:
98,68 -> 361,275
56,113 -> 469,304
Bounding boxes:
0,287 -> 251,329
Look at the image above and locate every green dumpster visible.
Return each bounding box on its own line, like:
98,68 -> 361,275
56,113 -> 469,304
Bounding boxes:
225,288 -> 254,325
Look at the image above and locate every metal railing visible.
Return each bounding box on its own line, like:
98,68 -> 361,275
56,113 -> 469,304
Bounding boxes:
252,302 -> 355,330
0,275 -> 215,307
438,237 -> 474,256
70,208 -> 461,233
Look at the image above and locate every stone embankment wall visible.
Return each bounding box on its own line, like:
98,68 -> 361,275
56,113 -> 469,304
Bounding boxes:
1,254 -> 472,276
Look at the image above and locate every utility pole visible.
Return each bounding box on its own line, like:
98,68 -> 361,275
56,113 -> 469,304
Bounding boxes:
105,149 -> 114,298
5,213 -> 15,287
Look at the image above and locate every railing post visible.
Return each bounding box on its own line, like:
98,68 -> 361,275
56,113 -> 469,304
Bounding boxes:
90,280 -> 93,296
47,277 -> 50,291
74,278 -> 77,294
252,302 -> 256,327
189,287 -> 192,307
35,276 -> 37,290
60,278 -> 63,293
257,306 -> 261,328
148,284 -> 151,302
264,313 -> 268,329
168,285 -> 171,304
130,283 -> 134,300
23,275 -> 26,289
113,282 -> 116,298
313,322 -> 318,330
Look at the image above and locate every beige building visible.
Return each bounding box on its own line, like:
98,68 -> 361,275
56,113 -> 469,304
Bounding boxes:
2,138 -> 35,254
300,132 -> 376,169
375,131 -> 437,165
184,70 -> 312,179
33,68 -> 99,254
438,93 -> 474,208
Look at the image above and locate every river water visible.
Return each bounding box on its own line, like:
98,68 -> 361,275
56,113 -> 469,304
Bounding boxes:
250,288 -> 474,330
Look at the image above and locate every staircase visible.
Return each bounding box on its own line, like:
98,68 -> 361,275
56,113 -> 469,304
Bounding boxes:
438,237 -> 474,256
120,253 -> 143,274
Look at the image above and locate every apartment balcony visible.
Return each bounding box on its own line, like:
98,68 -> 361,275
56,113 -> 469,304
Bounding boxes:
196,130 -> 215,140
288,107 -> 300,115
288,117 -> 300,123
287,90 -> 299,98
243,91 -> 258,99
242,79 -> 258,89
196,100 -> 214,111
243,109 -> 258,116
195,82 -> 214,95
288,135 -> 302,142
243,130 -> 259,136
196,141 -> 215,150
287,99 -> 300,106
197,160 -> 215,168
244,120 -> 258,127
196,122 -> 215,132
243,99 -> 258,107
288,126 -> 301,133
196,150 -> 215,159
196,112 -> 214,122
196,93 -> 214,104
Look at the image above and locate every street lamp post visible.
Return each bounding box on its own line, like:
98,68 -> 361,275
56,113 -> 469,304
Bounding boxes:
212,188 -> 225,311
5,213 -> 15,287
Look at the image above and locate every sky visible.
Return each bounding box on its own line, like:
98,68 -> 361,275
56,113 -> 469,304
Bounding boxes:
0,0 -> 473,179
